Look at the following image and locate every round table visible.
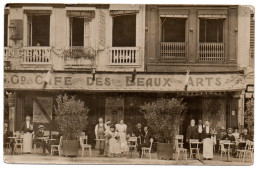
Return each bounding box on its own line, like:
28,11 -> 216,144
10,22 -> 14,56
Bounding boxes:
223,142 -> 235,162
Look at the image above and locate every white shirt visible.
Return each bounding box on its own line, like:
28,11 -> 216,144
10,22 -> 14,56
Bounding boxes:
26,121 -> 30,128
206,126 -> 210,133
94,123 -> 106,135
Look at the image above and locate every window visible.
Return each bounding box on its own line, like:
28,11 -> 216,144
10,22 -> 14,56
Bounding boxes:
27,15 -> 50,46
4,14 -> 8,46
70,17 -> 84,46
112,14 -> 136,47
199,19 -> 224,43
161,17 -> 186,42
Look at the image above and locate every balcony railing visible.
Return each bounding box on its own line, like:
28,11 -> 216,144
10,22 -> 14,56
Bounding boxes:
198,43 -> 225,61
109,47 -> 140,66
22,47 -> 52,64
160,42 -> 187,61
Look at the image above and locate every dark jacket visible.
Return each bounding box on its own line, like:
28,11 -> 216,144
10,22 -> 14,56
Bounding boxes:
202,126 -> 212,139
20,121 -> 34,133
222,134 -> 236,142
142,131 -> 152,146
240,133 -> 253,141
186,125 -> 198,141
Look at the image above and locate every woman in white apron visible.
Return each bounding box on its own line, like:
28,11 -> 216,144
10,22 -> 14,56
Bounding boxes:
20,115 -> 34,153
116,120 -> 129,155
202,120 -> 214,160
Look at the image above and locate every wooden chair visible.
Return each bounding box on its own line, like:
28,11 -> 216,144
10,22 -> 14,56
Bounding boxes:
51,136 -> 63,156
174,138 -> 187,161
44,131 -> 50,137
175,135 -> 184,148
236,140 -> 250,159
80,132 -> 85,136
189,139 -> 200,159
141,138 -> 154,159
80,135 -> 92,157
14,136 -> 23,154
51,131 -> 59,139
219,140 -> 231,159
128,137 -> 138,152
240,141 -> 254,163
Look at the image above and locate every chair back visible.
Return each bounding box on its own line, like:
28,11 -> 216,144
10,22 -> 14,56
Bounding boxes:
246,140 -> 254,152
44,131 -> 50,137
128,137 -> 138,147
128,137 -> 137,142
80,135 -> 88,147
51,131 -> 59,139
59,136 -> 63,146
219,140 -> 230,151
80,132 -> 85,136
176,135 -> 184,143
189,139 -> 200,149
174,138 -> 180,152
14,131 -> 21,137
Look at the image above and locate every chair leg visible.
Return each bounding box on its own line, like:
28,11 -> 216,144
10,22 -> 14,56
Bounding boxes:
82,148 -> 84,157
176,151 -> 179,161
149,152 -> 151,159
141,150 -> 144,159
89,148 -> 92,157
185,151 -> 188,160
197,150 -> 200,159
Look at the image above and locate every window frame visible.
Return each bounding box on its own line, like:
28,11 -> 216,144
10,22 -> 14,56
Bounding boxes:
4,8 -> 10,47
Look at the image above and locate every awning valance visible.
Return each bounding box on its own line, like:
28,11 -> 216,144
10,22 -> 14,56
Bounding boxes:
66,7 -> 95,18
159,9 -> 189,18
109,4 -> 139,16
23,7 -> 52,14
198,9 -> 227,18
110,10 -> 138,16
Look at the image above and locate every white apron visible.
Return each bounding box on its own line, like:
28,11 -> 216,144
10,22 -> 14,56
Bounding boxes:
23,133 -> 32,153
203,138 -> 213,158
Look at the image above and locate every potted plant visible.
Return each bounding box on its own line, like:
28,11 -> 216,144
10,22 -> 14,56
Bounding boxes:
140,98 -> 187,160
54,94 -> 89,157
63,47 -> 96,64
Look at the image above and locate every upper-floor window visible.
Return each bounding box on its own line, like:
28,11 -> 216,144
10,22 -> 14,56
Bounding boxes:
23,7 -> 52,46
112,14 -> 136,47
159,9 -> 189,61
197,9 -> 227,61
4,13 -> 8,47
66,8 -> 95,48
199,19 -> 224,43
27,14 -> 50,46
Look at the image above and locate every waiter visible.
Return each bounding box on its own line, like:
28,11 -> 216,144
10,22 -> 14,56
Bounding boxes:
20,115 -> 34,153
95,117 -> 106,156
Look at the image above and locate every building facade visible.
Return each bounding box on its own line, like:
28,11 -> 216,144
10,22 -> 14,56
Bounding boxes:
4,4 -> 254,145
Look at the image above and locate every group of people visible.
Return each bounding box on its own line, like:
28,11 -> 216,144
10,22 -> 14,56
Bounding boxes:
95,118 -> 152,158
186,119 -> 253,160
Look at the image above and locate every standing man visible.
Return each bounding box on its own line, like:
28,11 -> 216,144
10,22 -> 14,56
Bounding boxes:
137,126 -> 152,158
186,119 -> 198,143
95,117 -> 106,156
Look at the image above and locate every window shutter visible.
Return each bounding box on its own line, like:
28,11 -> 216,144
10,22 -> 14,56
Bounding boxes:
27,15 -> 32,46
250,14 -> 255,58
98,10 -> 106,50
84,18 -> 92,48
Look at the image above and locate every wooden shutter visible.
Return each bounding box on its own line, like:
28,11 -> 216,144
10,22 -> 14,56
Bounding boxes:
27,15 -> 32,46
250,14 -> 255,58
98,10 -> 106,50
84,18 -> 92,48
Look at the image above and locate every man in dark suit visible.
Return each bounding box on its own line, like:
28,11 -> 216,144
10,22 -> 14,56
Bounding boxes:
133,123 -> 143,145
186,119 -> 198,142
137,126 -> 152,158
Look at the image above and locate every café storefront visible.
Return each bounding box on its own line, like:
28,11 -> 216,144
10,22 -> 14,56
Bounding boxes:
4,71 -> 247,146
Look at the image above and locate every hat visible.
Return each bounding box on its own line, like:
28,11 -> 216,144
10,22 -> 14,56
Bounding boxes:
227,128 -> 233,132
220,127 -> 225,131
136,123 -> 142,127
38,125 -> 45,129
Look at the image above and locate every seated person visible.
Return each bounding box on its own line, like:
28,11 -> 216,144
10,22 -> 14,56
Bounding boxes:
4,123 -> 14,154
34,125 -> 51,156
222,128 -> 236,156
137,126 -> 152,158
133,123 -> 143,145
238,128 -> 253,150
232,128 -> 240,141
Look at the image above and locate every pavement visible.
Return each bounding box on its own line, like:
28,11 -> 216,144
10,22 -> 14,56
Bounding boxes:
3,148 -> 253,165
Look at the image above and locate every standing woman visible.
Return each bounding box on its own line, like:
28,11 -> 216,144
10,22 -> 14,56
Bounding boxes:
202,120 -> 214,160
116,120 -> 129,155
20,115 -> 34,153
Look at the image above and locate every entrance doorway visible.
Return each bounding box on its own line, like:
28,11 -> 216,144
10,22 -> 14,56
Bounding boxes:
181,96 -> 202,146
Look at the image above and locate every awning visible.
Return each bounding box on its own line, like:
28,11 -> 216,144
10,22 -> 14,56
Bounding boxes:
23,6 -> 53,14
198,9 -> 227,18
109,4 -> 139,16
159,9 -> 189,18
66,7 -> 95,18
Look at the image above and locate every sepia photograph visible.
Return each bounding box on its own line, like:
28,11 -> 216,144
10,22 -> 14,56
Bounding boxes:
2,2 -> 255,165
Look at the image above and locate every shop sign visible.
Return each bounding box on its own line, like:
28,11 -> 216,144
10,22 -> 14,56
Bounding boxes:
4,72 -> 246,92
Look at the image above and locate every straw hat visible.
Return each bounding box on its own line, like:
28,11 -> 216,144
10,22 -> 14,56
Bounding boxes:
38,125 -> 45,129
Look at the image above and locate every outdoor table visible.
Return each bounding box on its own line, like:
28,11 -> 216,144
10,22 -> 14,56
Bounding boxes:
223,142 -> 235,162
127,140 -> 137,158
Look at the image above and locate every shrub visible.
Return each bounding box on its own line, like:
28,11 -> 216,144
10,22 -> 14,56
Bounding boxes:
140,98 -> 187,143
54,94 -> 89,140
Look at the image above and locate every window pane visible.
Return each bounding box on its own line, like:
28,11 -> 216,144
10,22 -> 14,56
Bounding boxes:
71,17 -> 84,46
32,15 -> 50,46
161,17 -> 186,42
112,14 -> 136,47
199,19 -> 224,42
4,14 -> 8,46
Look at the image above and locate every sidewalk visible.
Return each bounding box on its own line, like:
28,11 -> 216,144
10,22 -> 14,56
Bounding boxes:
4,149 -> 253,165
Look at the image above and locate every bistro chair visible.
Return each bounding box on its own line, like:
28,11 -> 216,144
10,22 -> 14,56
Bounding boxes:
51,131 -> 59,139
174,138 -> 187,161
219,140 -> 231,159
189,139 -> 200,159
80,135 -> 92,157
14,136 -> 24,154
128,137 -> 138,152
44,131 -> 51,137
80,132 -> 85,136
240,141 -> 254,163
141,138 -> 154,159
51,136 -> 63,156
175,135 -> 184,148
